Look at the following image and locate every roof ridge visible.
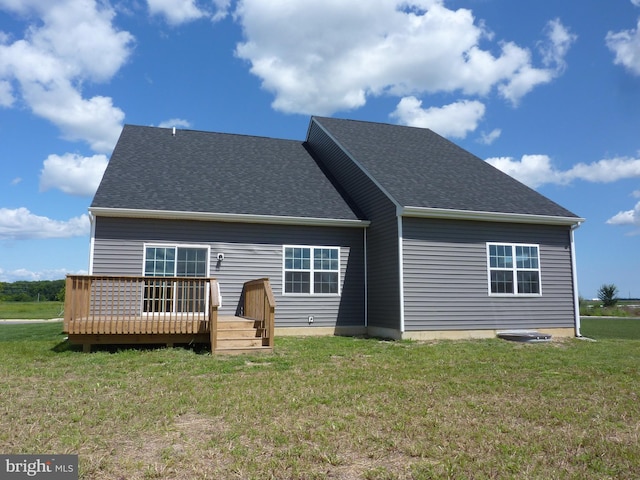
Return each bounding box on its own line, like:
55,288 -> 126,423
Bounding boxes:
312,115 -> 437,134
123,123 -> 301,143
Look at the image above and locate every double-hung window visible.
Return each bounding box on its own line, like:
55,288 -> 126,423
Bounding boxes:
143,245 -> 209,312
487,243 -> 541,295
283,246 -> 340,295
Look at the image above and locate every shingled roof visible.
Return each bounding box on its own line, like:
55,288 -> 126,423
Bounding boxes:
91,125 -> 363,222
93,119 -> 580,225
311,117 -> 580,219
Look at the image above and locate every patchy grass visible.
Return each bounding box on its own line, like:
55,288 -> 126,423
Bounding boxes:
1,322 -> 639,479
0,301 -> 64,319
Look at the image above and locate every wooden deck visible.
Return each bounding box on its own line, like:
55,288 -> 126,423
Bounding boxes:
64,276 -> 275,354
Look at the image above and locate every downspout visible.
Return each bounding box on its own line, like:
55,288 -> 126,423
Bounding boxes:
364,228 -> 368,329
570,222 -> 582,337
398,215 -> 405,335
88,212 -> 96,275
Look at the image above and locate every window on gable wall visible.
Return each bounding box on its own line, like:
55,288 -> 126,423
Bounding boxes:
487,243 -> 541,295
283,246 -> 340,295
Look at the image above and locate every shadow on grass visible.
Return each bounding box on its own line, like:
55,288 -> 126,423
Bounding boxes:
51,339 -> 213,355
51,339 -> 82,353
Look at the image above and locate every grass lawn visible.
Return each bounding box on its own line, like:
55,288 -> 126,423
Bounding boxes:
581,316 -> 640,340
0,301 -> 64,319
1,322 -> 639,479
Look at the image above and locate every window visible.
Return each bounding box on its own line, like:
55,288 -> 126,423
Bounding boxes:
145,246 -> 207,278
143,245 -> 209,312
487,243 -> 541,295
284,246 -> 339,294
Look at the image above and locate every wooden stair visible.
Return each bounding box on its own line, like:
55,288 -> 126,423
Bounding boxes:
214,317 -> 272,355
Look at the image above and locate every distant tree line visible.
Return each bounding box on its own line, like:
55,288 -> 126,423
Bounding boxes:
0,280 -> 65,302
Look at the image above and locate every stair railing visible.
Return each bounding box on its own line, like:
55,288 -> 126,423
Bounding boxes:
241,278 -> 276,348
209,280 -> 221,352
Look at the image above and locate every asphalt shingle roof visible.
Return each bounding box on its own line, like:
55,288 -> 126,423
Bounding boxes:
92,125 -> 363,221
312,117 -> 580,219
94,119 -> 579,223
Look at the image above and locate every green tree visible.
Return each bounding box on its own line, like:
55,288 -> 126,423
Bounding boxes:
597,283 -> 619,308
55,285 -> 65,303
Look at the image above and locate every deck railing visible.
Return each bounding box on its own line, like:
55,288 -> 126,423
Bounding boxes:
241,278 -> 276,348
209,279 -> 220,350
64,275 -> 219,335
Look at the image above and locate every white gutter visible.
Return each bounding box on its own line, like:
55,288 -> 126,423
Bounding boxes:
89,207 -> 370,228
570,222 -> 583,337
401,206 -> 584,226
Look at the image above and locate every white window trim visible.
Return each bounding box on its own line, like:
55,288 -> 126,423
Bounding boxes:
282,245 -> 341,296
141,244 -> 212,315
143,243 -> 211,277
486,242 -> 542,297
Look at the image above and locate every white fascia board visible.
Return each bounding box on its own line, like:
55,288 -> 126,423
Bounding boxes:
89,207 -> 370,228
400,206 -> 585,226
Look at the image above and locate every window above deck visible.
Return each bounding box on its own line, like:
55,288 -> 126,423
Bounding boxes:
143,244 -> 210,313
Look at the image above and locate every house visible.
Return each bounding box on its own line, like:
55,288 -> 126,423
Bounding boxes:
65,116 -> 584,351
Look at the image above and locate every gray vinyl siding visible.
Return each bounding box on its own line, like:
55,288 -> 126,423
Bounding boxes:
92,217 -> 365,328
401,217 -> 576,331
307,122 -> 401,330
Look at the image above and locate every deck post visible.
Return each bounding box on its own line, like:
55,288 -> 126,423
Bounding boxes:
209,280 -> 219,354
63,276 -> 73,333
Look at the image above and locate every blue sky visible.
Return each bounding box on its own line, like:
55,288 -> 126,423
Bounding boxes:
1,0 -> 639,299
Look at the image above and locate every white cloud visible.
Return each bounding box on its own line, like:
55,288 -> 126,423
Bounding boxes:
212,0 -> 231,21
0,267 -> 86,282
39,153 -> 109,197
488,154 -> 640,230
0,80 -> 14,107
479,128 -> 501,145
0,0 -> 133,152
607,189 -> 640,231
486,155 -> 640,189
234,1 -> 574,115
540,18 -> 577,71
0,208 -> 90,240
607,200 -> 640,227
486,154 -> 563,189
633,0 -> 640,6
606,19 -> 640,76
391,96 -> 485,138
497,62 -> 554,106
498,20 -> 577,105
25,83 -> 124,153
146,0 -> 230,24
565,157 -> 640,183
158,118 -> 192,129
147,0 -> 206,25
11,177 -> 22,186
